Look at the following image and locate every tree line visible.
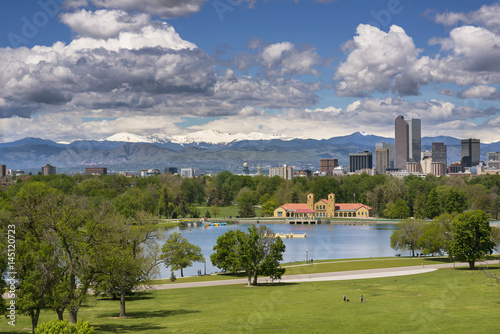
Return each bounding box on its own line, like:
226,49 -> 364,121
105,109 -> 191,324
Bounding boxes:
390,210 -> 500,269
3,172 -> 500,220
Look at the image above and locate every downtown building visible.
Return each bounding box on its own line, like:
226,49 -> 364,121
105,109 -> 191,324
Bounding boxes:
395,115 -> 421,170
42,164 -> 56,175
461,138 -> 481,167
487,152 -> 500,169
429,142 -> 447,177
85,167 -> 107,175
269,165 -> 294,180
375,142 -> 394,174
349,151 -> 372,173
320,159 -> 339,174
180,168 -> 201,178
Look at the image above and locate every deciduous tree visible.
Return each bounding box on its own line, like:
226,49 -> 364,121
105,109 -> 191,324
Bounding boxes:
425,188 -> 440,219
237,190 -> 257,218
92,211 -> 161,317
390,219 -> 423,257
447,210 -> 495,269
444,187 -> 467,214
161,232 -> 204,277
210,229 -> 246,273
211,225 -> 286,286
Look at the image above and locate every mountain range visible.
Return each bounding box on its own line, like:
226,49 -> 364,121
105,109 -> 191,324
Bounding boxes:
1,131 -> 499,174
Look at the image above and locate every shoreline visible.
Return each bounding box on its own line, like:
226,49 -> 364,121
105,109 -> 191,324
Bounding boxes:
160,218 -> 500,227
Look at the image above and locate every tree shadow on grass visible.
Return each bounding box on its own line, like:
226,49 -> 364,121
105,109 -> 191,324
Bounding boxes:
97,291 -> 155,302
93,323 -> 167,333
254,282 -> 299,287
423,257 -> 453,264
97,309 -> 200,319
217,272 -> 248,278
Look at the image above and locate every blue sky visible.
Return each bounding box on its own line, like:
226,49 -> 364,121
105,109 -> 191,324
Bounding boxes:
1,0 -> 499,143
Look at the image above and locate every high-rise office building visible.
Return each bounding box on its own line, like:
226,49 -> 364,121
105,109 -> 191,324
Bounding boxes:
375,142 -> 394,169
395,115 -> 408,170
42,164 -> 56,175
375,149 -> 389,174
487,152 -> 500,169
269,165 -> 294,180
320,159 -> 339,174
395,115 -> 421,168
407,118 -> 421,162
349,151 -> 373,173
461,138 -> 480,167
432,143 -> 447,164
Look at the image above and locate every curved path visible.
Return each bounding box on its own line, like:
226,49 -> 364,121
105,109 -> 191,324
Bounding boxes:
150,260 -> 499,290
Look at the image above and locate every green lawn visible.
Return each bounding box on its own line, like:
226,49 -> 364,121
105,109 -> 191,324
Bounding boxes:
4,260 -> 500,333
150,257 -> 461,284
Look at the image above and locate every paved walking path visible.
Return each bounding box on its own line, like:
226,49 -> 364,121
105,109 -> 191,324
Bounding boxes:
150,260 -> 499,290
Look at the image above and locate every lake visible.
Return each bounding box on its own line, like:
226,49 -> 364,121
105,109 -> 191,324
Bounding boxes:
157,222 -> 399,279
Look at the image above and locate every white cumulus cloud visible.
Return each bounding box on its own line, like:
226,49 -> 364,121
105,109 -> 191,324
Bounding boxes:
64,0 -> 206,18
61,9 -> 151,39
335,24 -> 420,96
434,2 -> 500,34
459,85 -> 498,99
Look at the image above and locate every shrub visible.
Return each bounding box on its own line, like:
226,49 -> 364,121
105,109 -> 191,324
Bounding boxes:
35,319 -> 94,334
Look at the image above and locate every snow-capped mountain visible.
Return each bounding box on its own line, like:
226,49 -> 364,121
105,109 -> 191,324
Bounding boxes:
104,132 -> 151,143
169,130 -> 290,145
103,130 -> 290,145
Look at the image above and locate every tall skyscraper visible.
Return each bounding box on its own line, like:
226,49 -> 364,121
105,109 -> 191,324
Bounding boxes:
395,115 -> 421,169
0,165 -> 6,177
432,143 -> 447,164
407,118 -> 421,163
461,138 -> 480,167
395,115 -> 408,169
349,151 -> 372,173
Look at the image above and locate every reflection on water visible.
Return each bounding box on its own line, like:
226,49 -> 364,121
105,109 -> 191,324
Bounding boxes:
158,222 -> 398,279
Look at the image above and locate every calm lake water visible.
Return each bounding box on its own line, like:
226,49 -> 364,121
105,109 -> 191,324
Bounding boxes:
158,222 -> 398,279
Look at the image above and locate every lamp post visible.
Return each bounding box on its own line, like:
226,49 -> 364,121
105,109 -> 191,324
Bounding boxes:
306,249 -> 308,264
204,260 -> 206,275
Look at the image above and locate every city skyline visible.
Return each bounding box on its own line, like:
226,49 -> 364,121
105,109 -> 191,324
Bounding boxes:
1,1 -> 500,144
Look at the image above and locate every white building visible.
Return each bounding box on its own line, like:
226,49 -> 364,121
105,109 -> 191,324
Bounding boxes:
269,164 -> 294,180
181,168 -> 201,178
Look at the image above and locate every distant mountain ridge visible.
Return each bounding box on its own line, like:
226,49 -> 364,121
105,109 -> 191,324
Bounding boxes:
1,132 -> 499,173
